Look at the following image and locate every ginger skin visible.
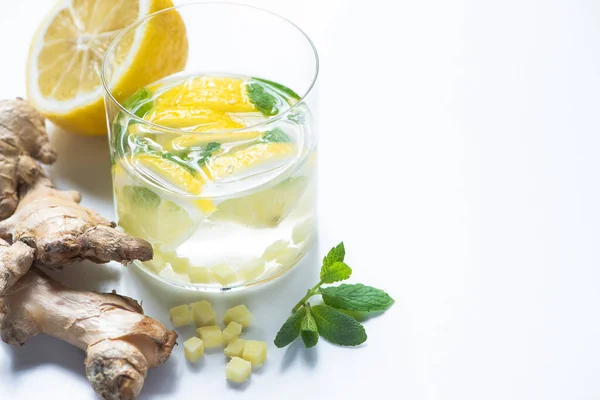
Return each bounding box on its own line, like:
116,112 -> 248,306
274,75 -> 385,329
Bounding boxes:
0,162 -> 153,269
0,268 -> 177,400
0,238 -> 34,295
0,98 -> 56,219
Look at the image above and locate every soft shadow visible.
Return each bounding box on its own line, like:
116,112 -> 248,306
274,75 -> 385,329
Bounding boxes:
42,261 -> 122,292
46,125 -> 113,204
302,346 -> 319,368
9,335 -> 86,377
139,357 -> 180,396
280,340 -> 303,372
339,309 -> 387,322
227,379 -> 251,391
185,357 -> 206,373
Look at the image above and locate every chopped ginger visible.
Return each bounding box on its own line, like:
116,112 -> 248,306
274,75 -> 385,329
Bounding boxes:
242,340 -> 267,366
211,263 -> 238,286
261,239 -> 289,261
292,219 -> 314,244
168,255 -> 191,274
191,300 -> 216,327
196,325 -> 223,348
275,247 -> 301,267
226,357 -> 252,383
188,265 -> 211,283
184,337 -> 204,362
169,304 -> 192,327
223,304 -> 253,328
224,338 -> 245,358
239,258 -> 265,281
222,321 -> 243,343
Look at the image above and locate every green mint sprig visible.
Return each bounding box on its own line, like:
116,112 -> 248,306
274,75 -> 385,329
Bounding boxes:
274,242 -> 394,348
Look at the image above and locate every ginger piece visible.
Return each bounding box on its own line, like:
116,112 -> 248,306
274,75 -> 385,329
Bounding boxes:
0,162 -> 153,270
222,321 -> 243,344
0,238 -> 34,295
169,304 -> 193,327
226,357 -> 252,383
0,268 -> 177,400
0,98 -> 56,220
223,304 -> 253,328
183,337 -> 205,362
224,338 -> 245,358
197,325 -> 223,348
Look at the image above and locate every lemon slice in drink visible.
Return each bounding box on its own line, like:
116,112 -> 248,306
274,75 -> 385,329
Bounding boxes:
26,0 -> 188,136
116,185 -> 197,247
212,176 -> 308,227
205,142 -> 296,181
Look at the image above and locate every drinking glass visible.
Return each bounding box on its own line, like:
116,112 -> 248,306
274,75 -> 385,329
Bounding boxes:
102,3 -> 319,292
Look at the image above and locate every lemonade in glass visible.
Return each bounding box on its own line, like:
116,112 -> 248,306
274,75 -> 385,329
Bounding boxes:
102,4 -> 318,291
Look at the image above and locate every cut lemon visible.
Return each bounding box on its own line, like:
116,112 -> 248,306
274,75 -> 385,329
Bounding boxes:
212,177 -> 308,227
171,131 -> 262,150
205,142 -> 296,180
27,0 -> 188,136
154,76 -> 256,114
133,153 -> 203,195
144,107 -> 245,132
116,185 -> 196,246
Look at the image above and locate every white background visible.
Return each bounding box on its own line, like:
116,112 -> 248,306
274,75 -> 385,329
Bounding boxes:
1,0 -> 600,399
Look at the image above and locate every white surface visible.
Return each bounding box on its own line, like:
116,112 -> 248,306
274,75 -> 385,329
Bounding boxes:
1,0 -> 600,399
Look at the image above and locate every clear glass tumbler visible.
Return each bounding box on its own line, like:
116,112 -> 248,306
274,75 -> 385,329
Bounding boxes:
102,3 -> 318,292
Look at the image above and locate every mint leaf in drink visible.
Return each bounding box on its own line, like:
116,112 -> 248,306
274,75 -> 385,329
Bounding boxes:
197,142 -> 222,166
311,304 -> 367,346
323,242 -> 345,267
252,77 -> 301,101
274,307 -> 306,348
123,88 -> 153,118
161,151 -> 197,175
261,128 -> 291,143
247,83 -> 278,116
300,305 -> 319,348
319,284 -> 395,312
320,261 -> 352,284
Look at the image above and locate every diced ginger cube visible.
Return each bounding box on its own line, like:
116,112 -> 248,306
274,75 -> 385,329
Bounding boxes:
239,258 -> 265,282
188,265 -> 211,283
222,321 -> 243,343
226,357 -> 251,383
242,340 -> 267,366
169,304 -> 192,327
143,252 -> 167,274
211,263 -> 238,286
190,300 -> 216,327
224,338 -> 245,358
184,337 -> 204,362
292,219 -> 314,244
196,325 -> 223,348
275,247 -> 301,267
159,268 -> 191,283
168,255 -> 192,274
261,239 -> 289,261
223,304 -> 253,328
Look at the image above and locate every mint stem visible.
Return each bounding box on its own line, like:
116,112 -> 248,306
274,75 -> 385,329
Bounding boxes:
292,280 -> 323,312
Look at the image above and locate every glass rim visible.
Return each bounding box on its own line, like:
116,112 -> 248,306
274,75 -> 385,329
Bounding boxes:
100,1 -> 320,135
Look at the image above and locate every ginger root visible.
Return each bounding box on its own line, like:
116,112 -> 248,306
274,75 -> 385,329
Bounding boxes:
0,98 -> 152,277
0,98 -> 56,219
0,268 -> 177,400
0,238 -> 34,295
0,163 -> 153,269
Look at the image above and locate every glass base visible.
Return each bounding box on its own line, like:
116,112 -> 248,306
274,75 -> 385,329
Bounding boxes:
133,235 -> 316,292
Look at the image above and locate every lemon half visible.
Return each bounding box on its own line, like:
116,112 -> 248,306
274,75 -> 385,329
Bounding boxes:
26,0 -> 188,135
